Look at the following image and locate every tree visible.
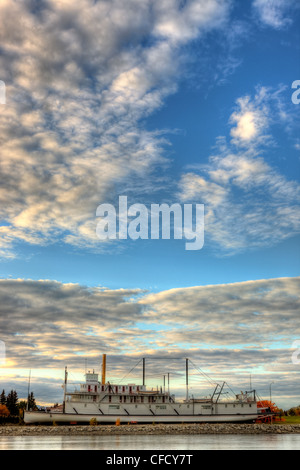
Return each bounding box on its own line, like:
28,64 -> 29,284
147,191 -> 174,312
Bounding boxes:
0,389 -> 6,405
0,404 -> 9,418
27,392 -> 37,411
288,406 -> 300,416
6,390 -> 18,416
18,400 -> 27,411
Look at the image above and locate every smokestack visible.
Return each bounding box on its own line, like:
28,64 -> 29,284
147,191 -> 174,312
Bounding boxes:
101,354 -> 106,385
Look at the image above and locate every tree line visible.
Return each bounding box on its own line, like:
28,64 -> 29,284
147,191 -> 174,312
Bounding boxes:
287,405 -> 300,416
0,389 -> 37,418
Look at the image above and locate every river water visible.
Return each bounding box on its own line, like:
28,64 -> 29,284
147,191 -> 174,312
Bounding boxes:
0,434 -> 299,450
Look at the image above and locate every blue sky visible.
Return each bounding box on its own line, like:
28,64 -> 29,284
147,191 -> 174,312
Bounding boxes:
0,0 -> 299,409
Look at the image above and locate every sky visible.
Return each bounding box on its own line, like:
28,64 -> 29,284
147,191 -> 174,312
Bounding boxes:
0,0 -> 299,410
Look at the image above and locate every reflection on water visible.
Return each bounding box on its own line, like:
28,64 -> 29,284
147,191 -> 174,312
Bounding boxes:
0,434 -> 299,450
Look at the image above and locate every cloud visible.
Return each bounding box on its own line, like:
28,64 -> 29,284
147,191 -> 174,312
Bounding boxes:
178,86 -> 300,253
229,95 -> 269,145
1,276 -> 299,365
140,277 -> 300,344
0,0 -> 231,259
0,278 -> 145,368
252,0 -> 298,29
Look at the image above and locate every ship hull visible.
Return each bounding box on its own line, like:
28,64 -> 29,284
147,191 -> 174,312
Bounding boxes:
23,410 -> 262,424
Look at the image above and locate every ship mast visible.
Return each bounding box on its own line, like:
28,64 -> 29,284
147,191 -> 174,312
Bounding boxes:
26,369 -> 31,411
142,357 -> 145,386
63,366 -> 68,414
186,358 -> 189,401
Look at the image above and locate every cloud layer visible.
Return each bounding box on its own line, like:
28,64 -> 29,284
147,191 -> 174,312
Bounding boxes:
0,0 -> 230,258
0,1 -> 298,259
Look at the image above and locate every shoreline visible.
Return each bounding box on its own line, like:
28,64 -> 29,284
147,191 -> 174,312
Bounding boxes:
1,423 -> 300,436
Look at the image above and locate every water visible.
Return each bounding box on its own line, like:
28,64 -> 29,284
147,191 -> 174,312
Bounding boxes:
0,434 -> 299,450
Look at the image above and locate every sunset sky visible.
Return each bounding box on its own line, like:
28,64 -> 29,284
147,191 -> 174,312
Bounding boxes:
0,0 -> 299,410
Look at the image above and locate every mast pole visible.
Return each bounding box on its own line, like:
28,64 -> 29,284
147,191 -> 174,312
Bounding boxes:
142,357 -> 145,387
186,358 -> 189,401
63,366 -> 67,414
26,369 -> 31,411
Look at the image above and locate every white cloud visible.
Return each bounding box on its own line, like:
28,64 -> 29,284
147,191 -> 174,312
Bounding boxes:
178,87 -> 300,253
252,0 -> 297,29
0,0 -> 231,258
229,86 -> 273,147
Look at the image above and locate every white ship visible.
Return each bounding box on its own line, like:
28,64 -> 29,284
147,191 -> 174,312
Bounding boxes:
24,355 -> 272,424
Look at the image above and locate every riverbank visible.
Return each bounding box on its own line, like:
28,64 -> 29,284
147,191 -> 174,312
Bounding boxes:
1,423 -> 300,436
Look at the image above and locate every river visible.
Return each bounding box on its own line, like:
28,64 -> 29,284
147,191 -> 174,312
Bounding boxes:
0,433 -> 299,450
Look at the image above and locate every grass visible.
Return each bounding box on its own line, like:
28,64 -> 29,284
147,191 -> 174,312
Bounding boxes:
272,416 -> 300,425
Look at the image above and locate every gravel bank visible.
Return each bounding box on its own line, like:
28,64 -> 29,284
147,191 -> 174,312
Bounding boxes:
1,423 -> 300,436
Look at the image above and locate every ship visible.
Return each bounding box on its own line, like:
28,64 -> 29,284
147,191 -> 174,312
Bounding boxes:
23,354 -> 273,424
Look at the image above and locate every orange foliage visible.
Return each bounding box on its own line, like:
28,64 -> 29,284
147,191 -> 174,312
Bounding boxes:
0,404 -> 10,417
256,400 -> 283,423
257,400 -> 280,413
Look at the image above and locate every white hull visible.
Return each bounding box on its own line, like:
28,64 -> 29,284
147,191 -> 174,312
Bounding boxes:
24,410 -> 261,424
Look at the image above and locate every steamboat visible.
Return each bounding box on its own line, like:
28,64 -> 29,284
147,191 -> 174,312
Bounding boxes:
24,355 -> 272,424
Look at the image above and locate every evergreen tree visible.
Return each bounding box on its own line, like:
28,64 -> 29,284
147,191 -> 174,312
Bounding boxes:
27,391 -> 37,411
6,390 -> 18,416
0,389 -> 6,405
